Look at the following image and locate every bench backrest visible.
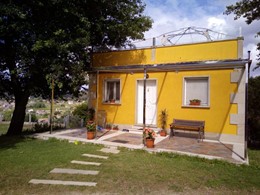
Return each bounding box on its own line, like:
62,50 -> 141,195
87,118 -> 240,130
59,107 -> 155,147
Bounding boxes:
173,119 -> 205,130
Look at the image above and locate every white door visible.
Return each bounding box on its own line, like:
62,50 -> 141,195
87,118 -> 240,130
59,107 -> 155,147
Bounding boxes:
136,80 -> 157,125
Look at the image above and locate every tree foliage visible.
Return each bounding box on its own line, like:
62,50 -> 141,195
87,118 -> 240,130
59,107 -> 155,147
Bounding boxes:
248,76 -> 260,142
0,0 -> 152,135
225,0 -> 260,68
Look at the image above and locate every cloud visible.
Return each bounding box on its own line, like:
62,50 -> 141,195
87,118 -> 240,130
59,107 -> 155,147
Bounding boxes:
142,0 -> 260,77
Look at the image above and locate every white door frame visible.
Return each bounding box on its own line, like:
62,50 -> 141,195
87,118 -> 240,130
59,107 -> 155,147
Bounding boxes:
135,79 -> 157,126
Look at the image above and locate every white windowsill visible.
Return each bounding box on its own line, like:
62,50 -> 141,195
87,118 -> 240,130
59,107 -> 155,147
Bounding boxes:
102,102 -> 121,105
182,105 -> 210,109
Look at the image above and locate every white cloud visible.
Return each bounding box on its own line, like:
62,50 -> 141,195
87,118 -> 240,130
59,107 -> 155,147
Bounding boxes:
141,0 -> 260,77
207,17 -> 226,31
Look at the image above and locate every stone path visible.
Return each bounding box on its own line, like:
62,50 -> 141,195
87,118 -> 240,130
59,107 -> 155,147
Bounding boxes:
29,179 -> 97,187
29,146 -> 120,187
71,160 -> 101,166
82,153 -> 109,159
50,168 -> 99,175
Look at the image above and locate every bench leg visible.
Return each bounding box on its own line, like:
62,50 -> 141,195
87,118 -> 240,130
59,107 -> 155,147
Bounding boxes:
197,130 -> 204,142
169,128 -> 175,139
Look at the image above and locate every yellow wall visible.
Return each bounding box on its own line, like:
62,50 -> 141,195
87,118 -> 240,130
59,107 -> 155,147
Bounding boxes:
94,69 -> 238,135
93,39 -> 239,67
90,39 -> 244,136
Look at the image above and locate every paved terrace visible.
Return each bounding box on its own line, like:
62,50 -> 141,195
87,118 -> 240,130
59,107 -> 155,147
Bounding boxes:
34,128 -> 247,164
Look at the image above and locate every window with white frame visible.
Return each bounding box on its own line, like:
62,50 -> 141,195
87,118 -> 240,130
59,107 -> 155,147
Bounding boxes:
103,79 -> 120,103
183,77 -> 209,106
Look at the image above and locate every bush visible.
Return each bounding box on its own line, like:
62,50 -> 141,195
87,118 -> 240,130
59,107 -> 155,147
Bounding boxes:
3,110 -> 13,121
66,115 -> 82,128
72,103 -> 95,123
25,113 -> 38,122
72,103 -> 88,120
29,101 -> 46,108
23,123 -> 64,135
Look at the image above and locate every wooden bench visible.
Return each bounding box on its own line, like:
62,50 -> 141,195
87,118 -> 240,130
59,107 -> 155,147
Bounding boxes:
169,119 -> 205,142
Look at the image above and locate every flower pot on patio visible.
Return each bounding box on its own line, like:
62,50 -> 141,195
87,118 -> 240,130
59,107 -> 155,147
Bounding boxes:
160,130 -> 167,136
146,138 -> 155,148
87,131 -> 95,140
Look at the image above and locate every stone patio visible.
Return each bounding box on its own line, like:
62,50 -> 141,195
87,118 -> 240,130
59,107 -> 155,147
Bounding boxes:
34,128 -> 246,164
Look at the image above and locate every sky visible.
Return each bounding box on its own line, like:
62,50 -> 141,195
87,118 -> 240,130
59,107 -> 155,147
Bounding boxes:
139,0 -> 260,77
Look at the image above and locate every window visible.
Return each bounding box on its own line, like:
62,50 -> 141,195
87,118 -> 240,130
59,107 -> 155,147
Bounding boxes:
183,77 -> 209,106
103,79 -> 120,103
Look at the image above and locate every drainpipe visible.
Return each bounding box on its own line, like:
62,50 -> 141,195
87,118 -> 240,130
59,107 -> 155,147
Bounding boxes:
95,71 -> 99,137
245,51 -> 252,160
143,67 -> 147,144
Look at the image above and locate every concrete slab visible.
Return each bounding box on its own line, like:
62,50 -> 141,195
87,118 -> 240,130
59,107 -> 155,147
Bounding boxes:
82,153 -> 108,159
32,128 -> 247,164
100,146 -> 120,154
50,168 -> 99,175
29,179 -> 96,186
71,160 -> 101,166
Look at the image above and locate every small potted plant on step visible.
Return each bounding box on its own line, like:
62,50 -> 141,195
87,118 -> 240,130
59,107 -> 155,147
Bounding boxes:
86,121 -> 96,139
112,125 -> 119,130
160,109 -> 168,136
105,123 -> 112,130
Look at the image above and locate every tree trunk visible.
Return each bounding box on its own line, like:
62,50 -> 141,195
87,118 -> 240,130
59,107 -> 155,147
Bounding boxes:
6,93 -> 29,136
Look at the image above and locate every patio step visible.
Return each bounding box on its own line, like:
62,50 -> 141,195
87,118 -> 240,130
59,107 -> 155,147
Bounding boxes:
71,160 -> 101,166
50,168 -> 99,175
29,179 -> 96,186
82,153 -> 108,159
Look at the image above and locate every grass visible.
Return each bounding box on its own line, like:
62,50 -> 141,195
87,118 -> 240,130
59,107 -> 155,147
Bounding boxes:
0,136 -> 259,195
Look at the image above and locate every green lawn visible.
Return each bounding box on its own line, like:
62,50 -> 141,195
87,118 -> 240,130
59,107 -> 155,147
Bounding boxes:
0,136 -> 259,195
0,123 -> 9,135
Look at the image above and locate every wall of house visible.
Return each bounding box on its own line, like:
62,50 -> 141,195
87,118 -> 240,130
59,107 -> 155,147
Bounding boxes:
89,69 -> 243,138
90,38 -> 246,147
93,38 -> 242,67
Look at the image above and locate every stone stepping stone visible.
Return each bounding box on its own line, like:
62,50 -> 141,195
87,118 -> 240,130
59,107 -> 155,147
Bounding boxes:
100,147 -> 120,154
71,160 -> 101,166
29,179 -> 96,186
50,168 -> 99,175
82,153 -> 108,159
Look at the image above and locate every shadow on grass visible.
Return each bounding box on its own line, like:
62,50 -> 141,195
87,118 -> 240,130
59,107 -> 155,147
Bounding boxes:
0,135 -> 30,151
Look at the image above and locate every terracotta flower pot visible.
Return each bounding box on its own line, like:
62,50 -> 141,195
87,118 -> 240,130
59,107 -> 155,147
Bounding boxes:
160,130 -> 167,136
189,101 -> 201,105
87,131 -> 95,139
146,138 -> 155,148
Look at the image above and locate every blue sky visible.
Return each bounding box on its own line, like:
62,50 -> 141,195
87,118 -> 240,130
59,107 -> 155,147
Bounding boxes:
140,0 -> 260,77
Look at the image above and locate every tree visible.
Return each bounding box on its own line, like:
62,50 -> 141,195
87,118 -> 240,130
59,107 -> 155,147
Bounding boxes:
248,76 -> 260,143
0,0 -> 152,135
224,0 -> 260,68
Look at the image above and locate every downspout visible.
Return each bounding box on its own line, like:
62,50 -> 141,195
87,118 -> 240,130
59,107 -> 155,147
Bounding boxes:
143,67 -> 147,144
245,51 -> 252,160
95,71 -> 99,138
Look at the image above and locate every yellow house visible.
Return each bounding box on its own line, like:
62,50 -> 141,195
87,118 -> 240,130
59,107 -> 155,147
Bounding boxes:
88,37 -> 249,160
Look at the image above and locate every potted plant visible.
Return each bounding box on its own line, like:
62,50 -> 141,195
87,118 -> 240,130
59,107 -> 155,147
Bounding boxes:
106,123 -> 112,130
86,121 -> 96,139
86,108 -> 95,122
143,128 -> 156,148
112,125 -> 119,130
159,109 -> 167,136
189,99 -> 201,106
110,99 -> 115,103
